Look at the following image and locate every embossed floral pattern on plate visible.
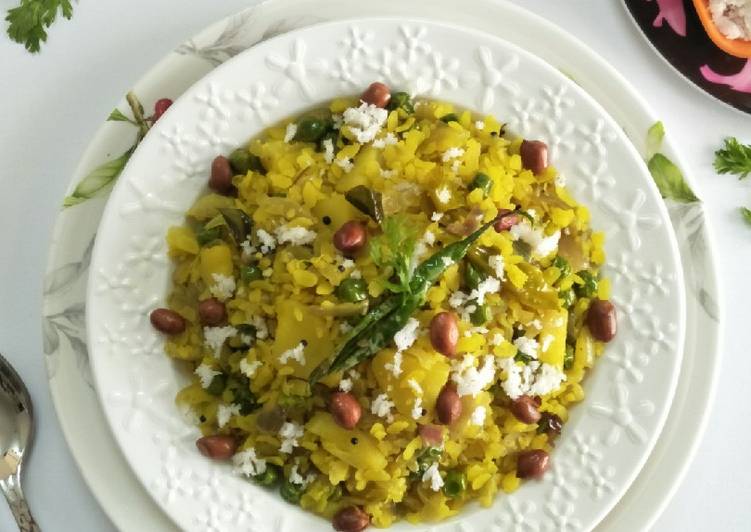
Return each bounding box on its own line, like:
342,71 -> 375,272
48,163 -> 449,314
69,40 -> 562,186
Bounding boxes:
85,18 -> 686,532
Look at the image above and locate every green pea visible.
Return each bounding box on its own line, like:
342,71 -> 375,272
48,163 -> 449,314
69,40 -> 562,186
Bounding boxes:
463,262 -> 485,290
470,303 -> 491,326
470,172 -> 493,196
442,470 -> 466,498
558,289 -> 575,308
564,344 -> 575,370
280,479 -> 304,504
574,271 -> 598,298
241,265 -> 263,283
206,374 -> 227,396
229,148 -> 251,174
253,464 -> 280,486
336,278 -> 368,303
387,91 -> 414,113
294,117 -> 329,143
196,226 -> 222,247
552,256 -> 571,278
440,113 -> 459,123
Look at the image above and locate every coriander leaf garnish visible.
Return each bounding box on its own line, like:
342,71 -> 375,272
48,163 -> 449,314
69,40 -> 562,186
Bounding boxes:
714,137 -> 751,179
741,207 -> 751,226
5,0 -> 74,53
647,153 -> 700,203
369,215 -> 417,293
646,121 -> 665,159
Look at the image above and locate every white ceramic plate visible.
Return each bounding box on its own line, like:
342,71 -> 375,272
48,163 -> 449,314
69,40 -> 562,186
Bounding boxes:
84,16 -> 685,532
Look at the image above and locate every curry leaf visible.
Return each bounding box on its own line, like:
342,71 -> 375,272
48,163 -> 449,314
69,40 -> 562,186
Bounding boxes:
62,146 -> 134,207
647,153 -> 700,204
646,121 -> 665,160
741,207 -> 751,226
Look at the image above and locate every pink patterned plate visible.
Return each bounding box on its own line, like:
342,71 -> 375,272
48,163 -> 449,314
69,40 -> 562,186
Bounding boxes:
623,0 -> 751,115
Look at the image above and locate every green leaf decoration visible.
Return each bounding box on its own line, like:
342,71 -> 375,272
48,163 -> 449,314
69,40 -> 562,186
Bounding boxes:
5,0 -> 74,53
107,108 -> 131,122
646,121 -> 665,160
714,137 -> 751,180
741,207 -> 751,226
647,153 -> 700,204
62,146 -> 134,208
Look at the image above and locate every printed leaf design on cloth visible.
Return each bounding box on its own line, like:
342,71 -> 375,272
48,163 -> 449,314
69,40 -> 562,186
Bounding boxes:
62,146 -> 134,207
644,121 -> 700,204
5,0 -> 74,53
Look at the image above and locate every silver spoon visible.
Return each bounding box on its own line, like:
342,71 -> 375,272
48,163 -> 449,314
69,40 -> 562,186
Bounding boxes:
0,353 -> 39,531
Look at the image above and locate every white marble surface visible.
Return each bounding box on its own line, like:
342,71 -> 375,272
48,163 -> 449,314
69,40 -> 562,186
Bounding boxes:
0,1 -> 746,530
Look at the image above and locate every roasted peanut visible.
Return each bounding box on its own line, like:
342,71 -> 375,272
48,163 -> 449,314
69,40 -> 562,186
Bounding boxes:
510,395 -> 542,424
198,298 -> 227,326
333,221 -> 367,256
360,82 -> 391,108
195,435 -> 237,460
429,312 -> 459,357
333,506 -> 370,532
149,308 -> 186,335
436,384 -> 462,425
516,449 -> 550,479
209,155 -> 234,194
586,299 -> 617,342
330,392 -> 362,430
520,140 -> 548,175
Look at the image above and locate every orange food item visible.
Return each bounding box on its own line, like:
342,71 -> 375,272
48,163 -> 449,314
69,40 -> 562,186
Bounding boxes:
693,0 -> 751,58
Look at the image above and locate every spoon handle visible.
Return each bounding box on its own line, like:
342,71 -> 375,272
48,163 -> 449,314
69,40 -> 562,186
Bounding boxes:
0,474 -> 39,532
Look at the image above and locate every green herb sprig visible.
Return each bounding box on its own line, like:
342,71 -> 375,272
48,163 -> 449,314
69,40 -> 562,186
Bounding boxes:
714,137 -> 751,180
6,0 -> 74,53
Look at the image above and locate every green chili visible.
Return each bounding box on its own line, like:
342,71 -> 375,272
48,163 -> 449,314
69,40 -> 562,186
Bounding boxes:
564,344 -> 575,370
463,261 -> 485,290
442,470 -> 466,498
